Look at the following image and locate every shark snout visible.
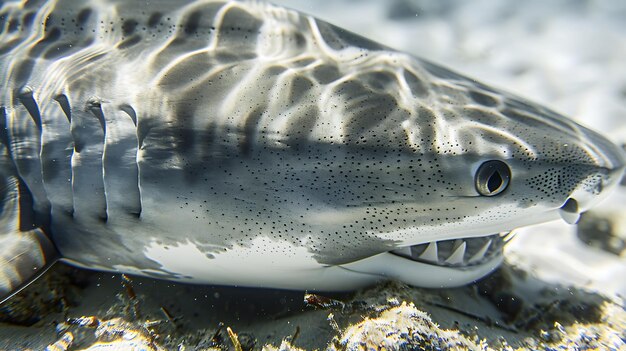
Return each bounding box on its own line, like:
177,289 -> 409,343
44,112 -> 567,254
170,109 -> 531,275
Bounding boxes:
558,167 -> 623,224
558,129 -> 626,224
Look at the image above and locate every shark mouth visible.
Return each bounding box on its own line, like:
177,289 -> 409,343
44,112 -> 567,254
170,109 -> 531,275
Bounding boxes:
389,232 -> 513,268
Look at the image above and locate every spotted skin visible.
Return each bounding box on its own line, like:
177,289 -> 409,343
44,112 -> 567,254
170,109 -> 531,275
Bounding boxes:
0,0 -> 624,298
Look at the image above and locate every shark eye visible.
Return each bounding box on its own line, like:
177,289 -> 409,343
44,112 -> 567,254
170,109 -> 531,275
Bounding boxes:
475,160 -> 511,196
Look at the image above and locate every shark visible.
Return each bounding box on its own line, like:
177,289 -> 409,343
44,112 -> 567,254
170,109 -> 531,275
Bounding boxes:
0,0 -> 624,303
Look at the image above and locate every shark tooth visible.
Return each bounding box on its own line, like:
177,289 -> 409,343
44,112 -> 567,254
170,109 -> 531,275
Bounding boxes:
501,231 -> 517,243
418,241 -> 439,263
444,240 -> 466,265
468,239 -> 492,263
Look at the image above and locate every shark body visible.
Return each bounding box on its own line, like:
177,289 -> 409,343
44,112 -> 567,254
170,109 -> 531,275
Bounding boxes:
0,0 -> 624,302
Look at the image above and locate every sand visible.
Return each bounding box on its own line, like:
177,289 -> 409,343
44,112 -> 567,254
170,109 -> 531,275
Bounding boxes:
1,261 -> 624,350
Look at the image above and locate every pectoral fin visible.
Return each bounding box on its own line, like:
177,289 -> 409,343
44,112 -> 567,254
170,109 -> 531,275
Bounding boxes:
0,176 -> 58,305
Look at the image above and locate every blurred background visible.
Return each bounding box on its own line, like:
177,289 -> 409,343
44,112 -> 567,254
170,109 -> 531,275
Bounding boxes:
273,0 -> 626,296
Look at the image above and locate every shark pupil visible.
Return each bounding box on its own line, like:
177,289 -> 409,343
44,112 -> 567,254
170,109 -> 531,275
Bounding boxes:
487,171 -> 503,193
475,160 -> 511,196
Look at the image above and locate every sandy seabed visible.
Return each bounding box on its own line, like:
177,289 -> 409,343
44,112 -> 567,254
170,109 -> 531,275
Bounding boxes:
1,262 -> 624,350
2,0 -> 626,350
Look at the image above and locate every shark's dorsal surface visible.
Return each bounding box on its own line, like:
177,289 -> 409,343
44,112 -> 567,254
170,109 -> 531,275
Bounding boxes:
0,0 -> 624,302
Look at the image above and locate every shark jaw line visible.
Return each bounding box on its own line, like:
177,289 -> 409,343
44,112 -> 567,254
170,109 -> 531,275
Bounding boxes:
337,232 -> 515,288
389,232 -> 511,268
339,233 -> 509,288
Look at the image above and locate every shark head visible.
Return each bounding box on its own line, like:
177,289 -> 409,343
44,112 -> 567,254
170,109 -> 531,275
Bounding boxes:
337,66 -> 626,287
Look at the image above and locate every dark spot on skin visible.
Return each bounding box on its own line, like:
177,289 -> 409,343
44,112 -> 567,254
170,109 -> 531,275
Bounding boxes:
77,8 -> 92,25
265,65 -> 286,76
22,11 -> 36,28
122,19 -> 138,36
13,59 -> 35,84
293,32 -> 306,48
288,76 -> 314,103
147,12 -> 162,27
184,10 -> 202,35
8,17 -> 19,32
42,27 -> 61,42
312,64 -> 341,84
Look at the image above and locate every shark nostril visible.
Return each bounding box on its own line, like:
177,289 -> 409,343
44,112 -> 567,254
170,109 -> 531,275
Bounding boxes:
559,198 -> 581,224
